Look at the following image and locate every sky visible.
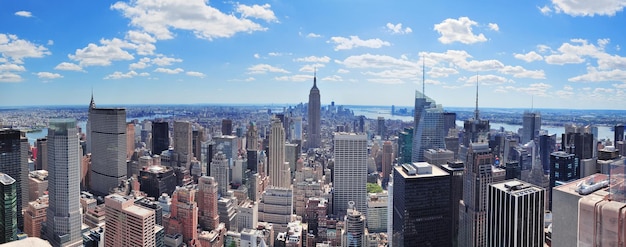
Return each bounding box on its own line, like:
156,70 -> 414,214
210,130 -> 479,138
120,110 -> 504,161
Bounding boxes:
1,0 -> 626,109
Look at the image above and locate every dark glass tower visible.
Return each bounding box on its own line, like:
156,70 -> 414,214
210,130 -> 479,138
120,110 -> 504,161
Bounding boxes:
0,129 -> 28,231
152,121 -> 170,155
307,72 -> 321,149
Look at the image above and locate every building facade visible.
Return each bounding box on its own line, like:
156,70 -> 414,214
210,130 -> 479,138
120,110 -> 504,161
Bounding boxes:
0,129 -> 29,230
270,118 -> 290,188
104,195 -> 156,247
333,133 -> 368,218
0,173 -> 17,243
307,73 -> 321,149
89,106 -> 127,196
459,143 -> 493,247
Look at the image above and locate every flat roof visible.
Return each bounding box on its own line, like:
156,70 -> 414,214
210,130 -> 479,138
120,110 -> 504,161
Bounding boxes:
0,173 -> 16,185
394,162 -> 448,178
554,173 -> 610,196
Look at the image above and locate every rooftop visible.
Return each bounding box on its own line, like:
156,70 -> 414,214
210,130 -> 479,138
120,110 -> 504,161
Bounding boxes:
0,173 -> 16,185
394,162 -> 448,178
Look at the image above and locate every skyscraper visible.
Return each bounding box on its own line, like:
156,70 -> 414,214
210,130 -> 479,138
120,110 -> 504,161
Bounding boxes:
521,111 -> 541,144
381,141 -> 393,188
35,138 -> 48,171
549,151 -> 579,209
343,201 -> 365,247
197,176 -> 219,231
167,185 -> 198,245
269,118 -> 290,188
221,119 -> 233,136
307,72 -> 321,149
459,143 -> 493,247
461,80 -> 489,150
246,121 -> 259,172
104,194 -> 156,247
0,173 -> 17,244
333,133 -> 367,218
152,121 -> 170,155
88,102 -> 127,196
377,117 -> 386,139
392,163 -> 451,247
398,127 -> 413,165
487,180 -> 545,247
45,119 -> 82,247
0,129 -> 28,230
210,152 -> 230,196
173,121 -> 193,168
411,91 -> 446,162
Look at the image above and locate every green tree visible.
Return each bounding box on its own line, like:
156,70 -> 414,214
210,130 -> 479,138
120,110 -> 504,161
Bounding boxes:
367,183 -> 383,193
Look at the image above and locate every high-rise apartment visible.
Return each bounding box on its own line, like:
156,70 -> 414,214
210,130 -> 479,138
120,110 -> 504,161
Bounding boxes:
45,119 -> 83,247
0,173 -> 17,243
88,99 -> 127,196
392,163 -> 451,247
0,129 -> 28,230
269,118 -> 290,188
307,72 -> 321,149
411,91 -> 445,162
152,121 -> 169,155
487,180 -> 545,247
197,176 -> 219,231
104,194 -> 156,247
459,143 -> 493,247
333,132 -> 367,218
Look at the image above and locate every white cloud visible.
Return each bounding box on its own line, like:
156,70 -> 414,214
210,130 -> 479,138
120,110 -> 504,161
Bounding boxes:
47,40 -> 54,46
236,3 -> 278,22
126,30 -> 156,55
186,71 -> 205,77
545,53 -> 585,65
419,50 -> 473,67
299,64 -> 325,73
154,68 -> 184,74
254,53 -> 260,59
306,33 -> 321,38
244,77 -> 255,82
111,0 -> 272,40
363,69 -> 418,79
488,23 -> 499,31
337,69 -> 350,74
497,83 -> 552,96
294,56 -> 331,63
0,72 -> 22,82
499,65 -> 546,79
269,52 -> 291,57
36,72 -> 63,79
338,53 -> 418,69
551,0 -> 626,17
68,38 -> 135,66
0,63 -> 26,72
461,59 -> 504,71
54,62 -> 84,71
275,74 -> 312,82
247,64 -> 290,74
129,57 -> 151,70
15,11 -> 32,18
428,67 -> 459,78
569,67 -> 626,83
563,85 -> 574,90
151,55 -> 182,66
139,72 -> 149,76
367,78 -> 405,84
0,33 -> 51,63
321,75 -> 343,81
104,71 -> 139,79
328,36 -> 391,51
460,74 -> 510,85
514,51 -> 543,62
433,17 -> 487,44
538,5 -> 553,15
386,23 -> 413,34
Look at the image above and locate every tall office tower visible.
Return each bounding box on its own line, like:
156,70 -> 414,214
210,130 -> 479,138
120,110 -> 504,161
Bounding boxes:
258,187 -> 293,234
246,121 -> 259,172
210,152 -> 230,196
35,138 -> 48,170
443,112 -> 457,136
549,151 -> 579,209
398,127 -> 413,164
343,201 -> 365,247
167,186 -> 198,245
461,82 -> 490,149
0,173 -> 17,243
126,122 -> 135,159
392,163 -> 451,247
442,161 -> 464,246
197,176 -> 219,231
152,121 -> 169,156
104,194 -> 156,247
333,133 -> 367,218
45,119 -> 83,247
307,72 -> 321,149
459,143 -> 493,247
139,164 -> 176,198
221,119 -> 233,136
411,91 -> 446,162
562,132 -> 594,160
615,124 -> 625,142
366,193 -> 388,233
381,141 -> 393,188
521,111 -> 541,144
292,117 -> 303,141
377,117 -> 386,139
89,104 -> 127,196
192,128 -> 205,160
269,118 -> 290,188
173,121 -> 193,168
487,180 -> 545,247
0,129 -> 28,230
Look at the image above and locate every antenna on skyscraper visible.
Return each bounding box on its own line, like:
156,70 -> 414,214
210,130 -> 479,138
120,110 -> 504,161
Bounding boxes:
422,55 -> 425,98
531,96 -> 534,112
475,74 -> 479,120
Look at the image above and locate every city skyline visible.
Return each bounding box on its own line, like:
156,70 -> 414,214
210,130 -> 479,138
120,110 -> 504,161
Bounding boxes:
1,1 -> 626,109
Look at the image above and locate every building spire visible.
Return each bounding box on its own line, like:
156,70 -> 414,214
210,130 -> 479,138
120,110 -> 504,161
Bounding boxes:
313,67 -> 317,88
422,56 -> 425,99
475,74 -> 479,120
89,87 -> 96,110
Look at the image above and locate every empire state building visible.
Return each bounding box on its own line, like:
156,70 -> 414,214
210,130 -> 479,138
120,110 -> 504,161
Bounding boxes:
307,72 -> 321,149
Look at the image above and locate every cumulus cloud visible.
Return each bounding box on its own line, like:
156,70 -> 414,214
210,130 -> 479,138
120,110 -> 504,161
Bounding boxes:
36,72 -> 63,79
461,59 -> 504,71
367,78 -> 405,84
433,17 -> 488,44
363,69 -> 419,79
307,33 -> 321,38
129,57 -> 151,70
299,64 -> 325,73
514,51 -> 543,62
294,56 -> 331,63
0,33 -> 51,63
499,65 -> 546,79
488,23 -> 499,31
68,38 -> 135,66
337,69 -> 350,74
151,55 -> 183,66
538,5 -> 553,15
321,75 -> 343,81
275,74 -> 312,82
551,0 -> 626,17
54,62 -> 84,71
0,63 -> 26,72
154,68 -> 184,74
235,3 -> 278,22
186,71 -> 205,77
247,64 -> 290,74
338,53 -> 418,69
104,71 -> 139,79
569,67 -> 626,83
496,83 -> 552,96
111,0 -> 273,40
328,36 -> 391,51
0,72 -> 22,82
15,11 -> 32,18
386,23 -> 413,34
428,67 -> 459,78
460,74 -> 511,86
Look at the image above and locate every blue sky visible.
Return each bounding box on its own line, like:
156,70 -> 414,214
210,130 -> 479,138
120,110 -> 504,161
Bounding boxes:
1,0 -> 625,109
